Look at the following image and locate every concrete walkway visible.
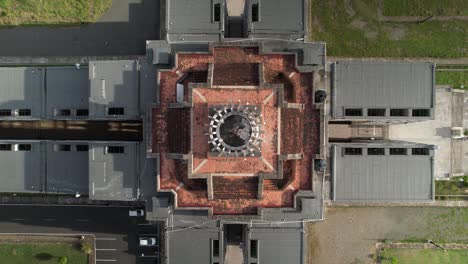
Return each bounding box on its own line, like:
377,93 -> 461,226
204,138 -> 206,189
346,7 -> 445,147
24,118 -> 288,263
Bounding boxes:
389,88 -> 453,178
0,0 -> 159,56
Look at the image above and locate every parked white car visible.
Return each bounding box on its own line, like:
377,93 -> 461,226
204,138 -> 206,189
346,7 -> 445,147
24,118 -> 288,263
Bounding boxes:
129,209 -> 144,217
139,237 -> 157,246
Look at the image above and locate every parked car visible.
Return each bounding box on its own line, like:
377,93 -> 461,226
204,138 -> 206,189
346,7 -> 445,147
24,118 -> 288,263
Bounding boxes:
139,237 -> 157,246
129,209 -> 144,217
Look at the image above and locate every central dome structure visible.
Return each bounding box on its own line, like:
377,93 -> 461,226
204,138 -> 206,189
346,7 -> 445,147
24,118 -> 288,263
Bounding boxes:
208,105 -> 262,157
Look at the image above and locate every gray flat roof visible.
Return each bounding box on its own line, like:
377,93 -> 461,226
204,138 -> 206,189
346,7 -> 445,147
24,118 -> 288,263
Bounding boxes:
168,227 -> 220,264
332,142 -> 434,202
0,67 -> 44,119
45,67 -> 89,119
165,0 -> 223,42
250,227 -> 304,264
45,141 -> 89,194
332,61 -> 435,119
89,60 -> 139,120
89,142 -> 139,201
0,141 -> 44,193
248,0 -> 306,39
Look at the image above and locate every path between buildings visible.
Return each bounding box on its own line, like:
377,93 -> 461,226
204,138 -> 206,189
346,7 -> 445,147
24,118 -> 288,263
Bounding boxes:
0,0 -> 159,56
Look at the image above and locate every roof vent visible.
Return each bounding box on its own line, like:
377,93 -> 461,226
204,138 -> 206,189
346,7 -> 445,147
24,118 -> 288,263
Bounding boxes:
314,90 -> 327,103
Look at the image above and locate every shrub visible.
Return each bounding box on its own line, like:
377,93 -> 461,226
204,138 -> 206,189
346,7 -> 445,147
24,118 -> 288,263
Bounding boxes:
80,242 -> 93,255
58,256 -> 68,264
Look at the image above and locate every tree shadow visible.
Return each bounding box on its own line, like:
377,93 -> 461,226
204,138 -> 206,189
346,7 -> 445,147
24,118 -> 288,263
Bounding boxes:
35,252 -> 54,261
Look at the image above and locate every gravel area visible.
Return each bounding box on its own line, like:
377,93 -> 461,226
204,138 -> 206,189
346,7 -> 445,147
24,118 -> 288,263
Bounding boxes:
308,207 -> 468,264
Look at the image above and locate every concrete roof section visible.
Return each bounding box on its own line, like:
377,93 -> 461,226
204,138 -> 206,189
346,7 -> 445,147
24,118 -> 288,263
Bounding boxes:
162,0 -> 308,42
250,227 -> 305,264
45,67 -> 89,119
332,60 -> 435,120
247,0 -> 307,40
0,141 -> 45,193
147,40 -> 326,70
0,140 -> 89,195
163,0 -> 224,42
167,225 -> 220,264
332,142 -> 435,202
88,142 -> 139,201
166,222 -> 306,264
89,60 -> 139,120
45,141 -> 89,194
0,67 -> 44,120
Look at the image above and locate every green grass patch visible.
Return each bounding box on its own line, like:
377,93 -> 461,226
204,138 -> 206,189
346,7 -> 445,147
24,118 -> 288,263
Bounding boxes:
436,71 -> 468,89
0,0 -> 112,26
382,0 -> 468,16
380,248 -> 468,264
309,0 -> 468,58
435,176 -> 468,197
0,243 -> 87,264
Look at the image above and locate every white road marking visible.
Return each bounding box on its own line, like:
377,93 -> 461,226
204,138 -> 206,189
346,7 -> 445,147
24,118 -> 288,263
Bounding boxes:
137,223 -> 153,226
12,218 -> 24,221
96,259 -> 117,262
96,237 -> 117,241
96,248 -> 117,251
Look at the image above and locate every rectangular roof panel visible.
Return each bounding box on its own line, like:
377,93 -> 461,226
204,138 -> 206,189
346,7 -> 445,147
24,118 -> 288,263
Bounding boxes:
250,227 -> 303,264
332,143 -> 434,202
0,67 -> 44,119
250,0 -> 304,32
89,60 -> 139,120
168,228 -> 219,264
45,67 -> 89,119
167,0 -> 222,32
332,61 -> 435,118
88,142 -> 139,201
0,141 -> 45,193
45,142 -> 89,194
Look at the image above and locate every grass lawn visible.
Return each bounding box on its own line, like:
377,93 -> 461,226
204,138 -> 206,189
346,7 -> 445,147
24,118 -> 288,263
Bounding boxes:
435,176 -> 468,200
382,0 -> 468,16
0,243 -> 87,264
0,0 -> 112,26
436,71 -> 468,89
380,248 -> 468,264
309,0 -> 468,58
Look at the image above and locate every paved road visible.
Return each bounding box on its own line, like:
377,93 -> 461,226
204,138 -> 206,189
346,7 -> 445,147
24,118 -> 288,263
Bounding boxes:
0,0 -> 159,56
0,205 -> 160,264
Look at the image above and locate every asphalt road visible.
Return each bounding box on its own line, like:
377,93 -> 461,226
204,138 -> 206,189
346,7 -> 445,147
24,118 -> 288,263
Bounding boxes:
0,205 -> 160,264
0,0 -> 159,56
